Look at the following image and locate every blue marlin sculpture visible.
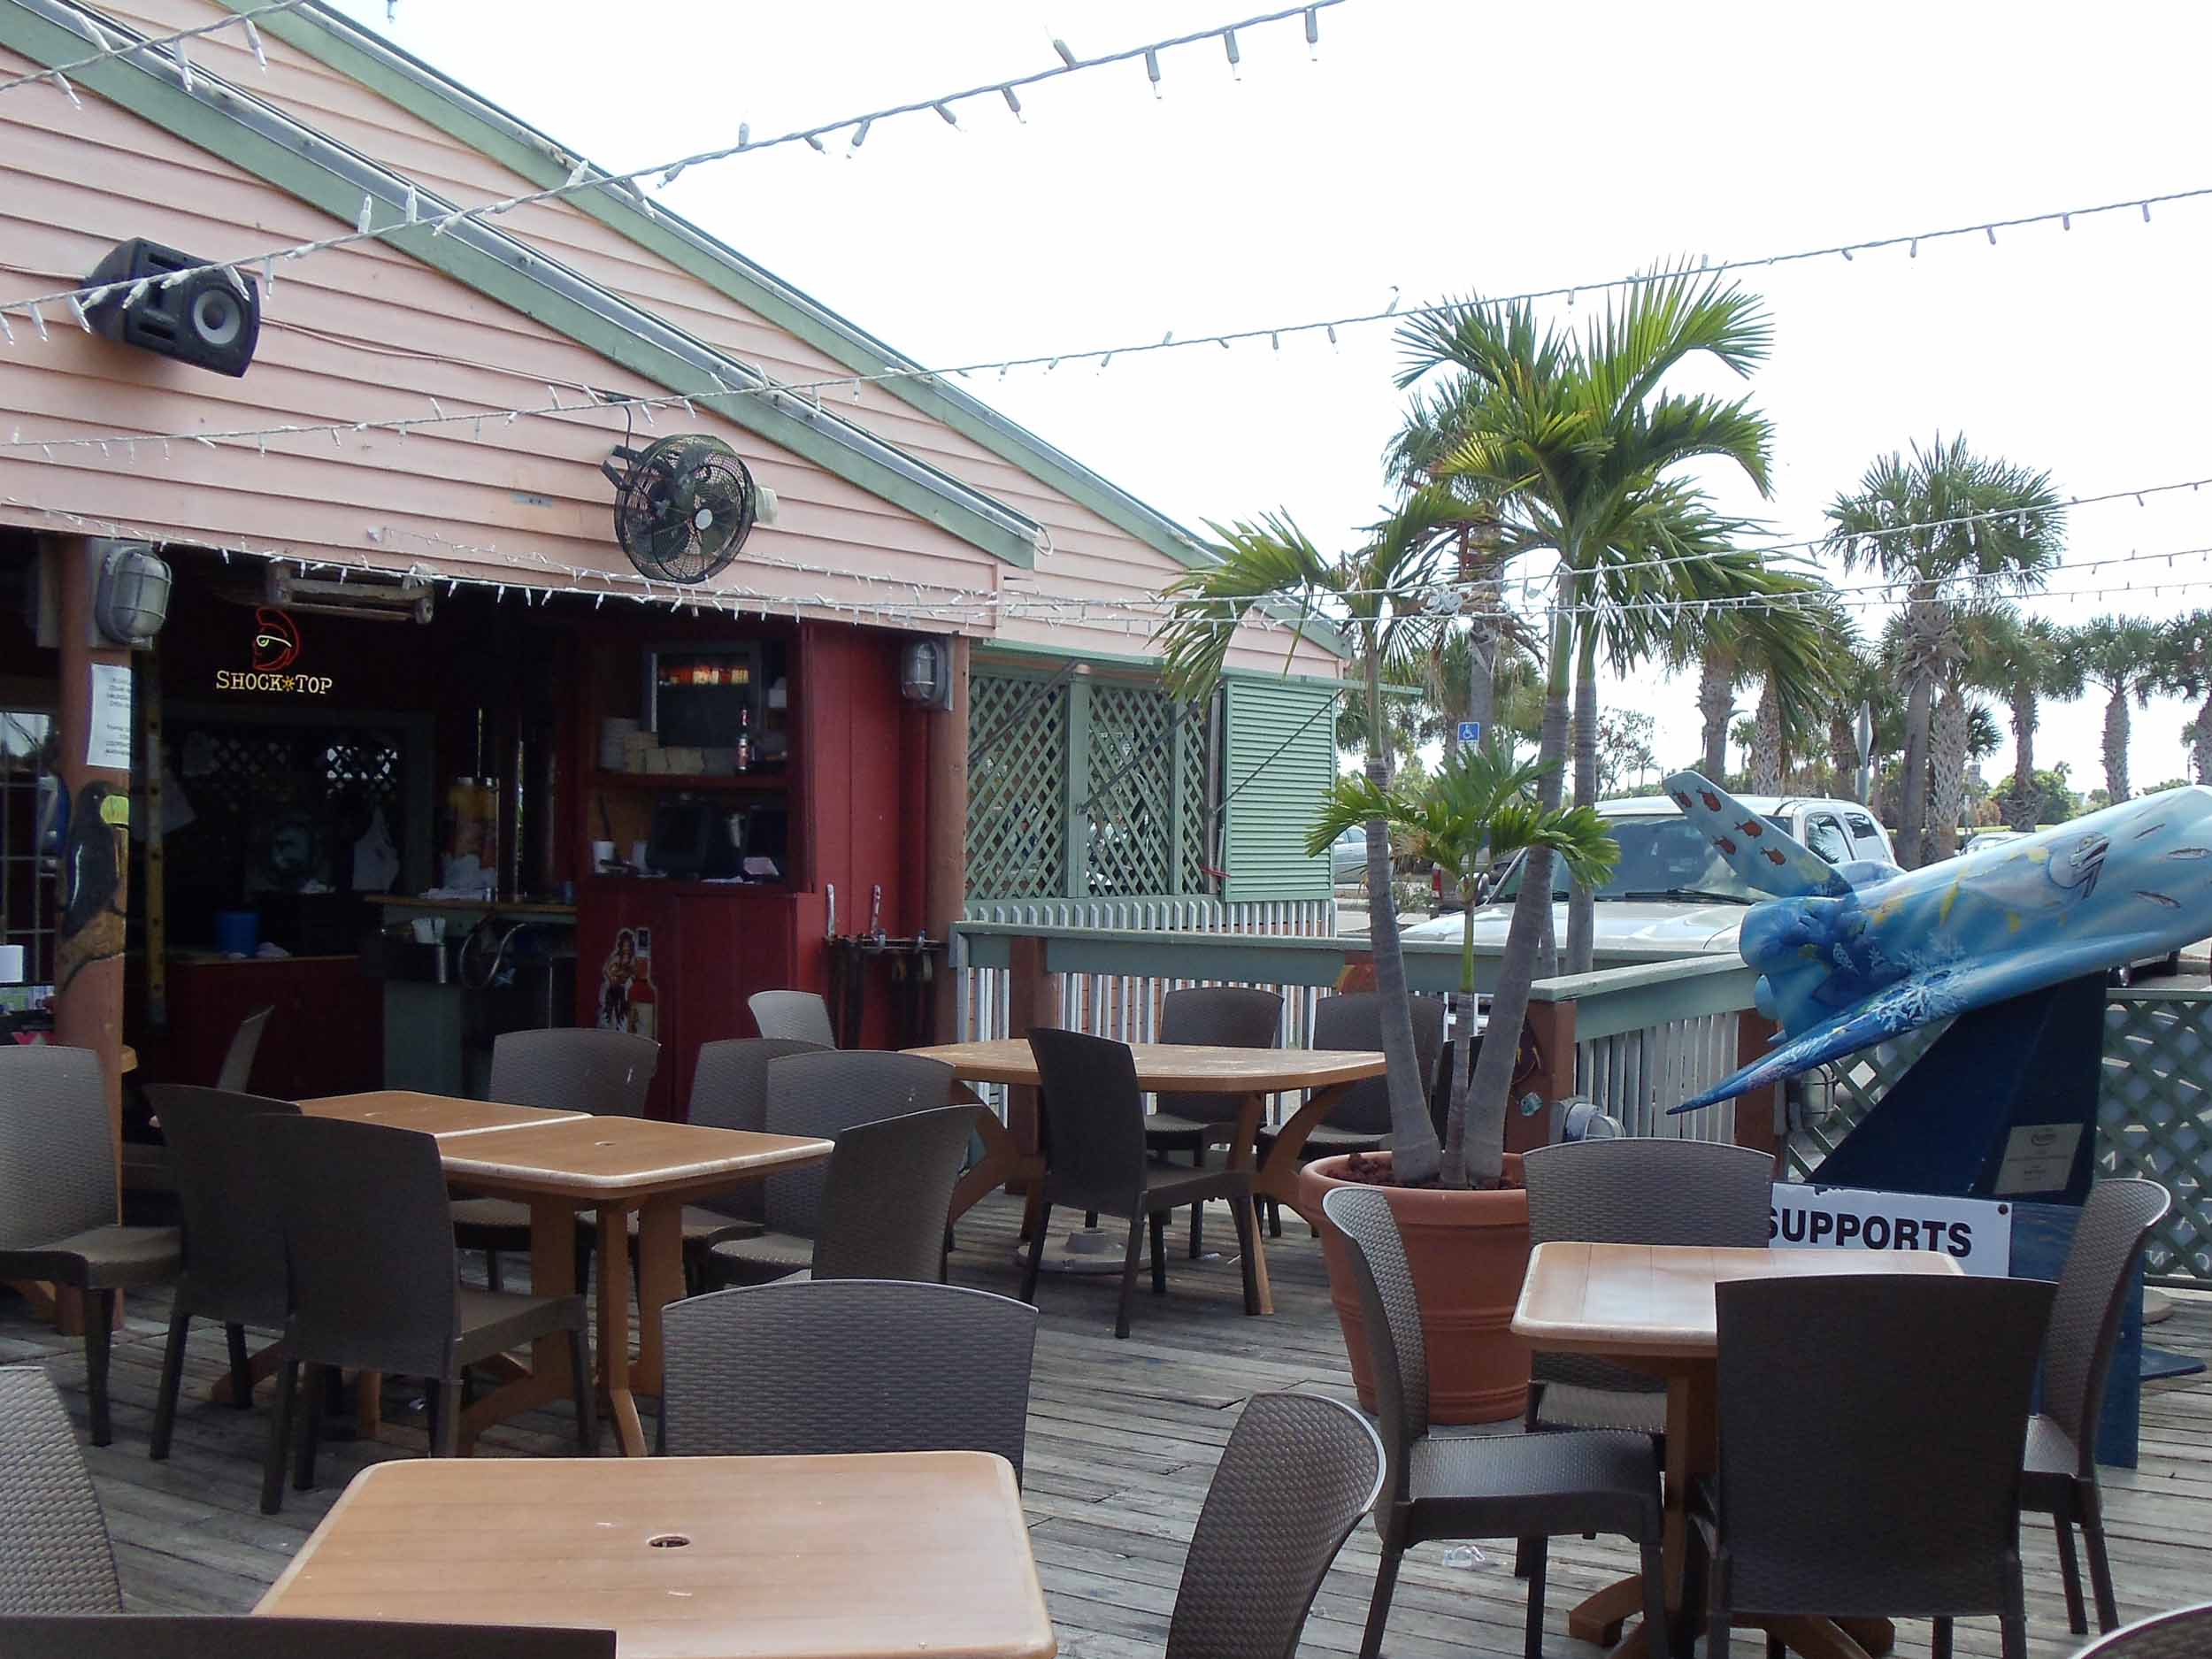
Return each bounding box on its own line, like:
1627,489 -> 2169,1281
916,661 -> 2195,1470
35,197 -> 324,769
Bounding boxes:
1664,769 -> 2212,1111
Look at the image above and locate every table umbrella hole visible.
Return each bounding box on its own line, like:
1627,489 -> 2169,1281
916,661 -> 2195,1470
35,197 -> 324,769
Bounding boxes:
647,1534 -> 692,1549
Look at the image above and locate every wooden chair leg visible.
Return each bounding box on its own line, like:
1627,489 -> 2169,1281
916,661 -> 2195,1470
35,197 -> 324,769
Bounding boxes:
1358,1545 -> 1402,1659
1230,1194 -> 1261,1316
569,1328 -> 596,1455
1019,1202 -> 1053,1303
293,1362 -> 324,1491
82,1290 -> 114,1448
150,1306 -> 191,1462
260,1359 -> 298,1515
1522,1535 -> 1548,1659
1113,1213 -> 1145,1340
1149,1210 -> 1168,1295
2054,1513 -> 2088,1635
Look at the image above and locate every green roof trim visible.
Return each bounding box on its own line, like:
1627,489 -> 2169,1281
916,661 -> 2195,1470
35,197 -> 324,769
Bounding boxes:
2,0 -> 1039,567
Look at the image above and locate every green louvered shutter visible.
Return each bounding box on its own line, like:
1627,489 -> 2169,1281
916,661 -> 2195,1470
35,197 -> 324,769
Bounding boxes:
1221,679 -> 1339,902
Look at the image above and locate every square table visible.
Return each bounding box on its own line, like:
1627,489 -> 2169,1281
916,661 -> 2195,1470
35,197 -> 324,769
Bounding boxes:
255,1450 -> 1057,1659
1513,1241 -> 1966,1659
907,1039 -> 1386,1312
301,1094 -> 831,1455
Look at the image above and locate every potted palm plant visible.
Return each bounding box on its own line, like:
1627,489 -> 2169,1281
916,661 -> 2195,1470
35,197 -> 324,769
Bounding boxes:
1296,741 -> 1615,1420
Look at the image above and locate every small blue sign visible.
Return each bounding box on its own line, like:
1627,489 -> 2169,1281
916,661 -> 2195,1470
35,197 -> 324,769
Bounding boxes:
1455,720 -> 1481,743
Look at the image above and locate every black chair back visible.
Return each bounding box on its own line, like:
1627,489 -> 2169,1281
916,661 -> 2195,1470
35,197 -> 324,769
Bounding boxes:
1713,1274 -> 2054,1616
487,1028 -> 657,1118
2043,1178 -> 2171,1476
1156,987 -> 1281,1122
749,989 -> 838,1048
761,1050 -> 953,1237
1027,1027 -> 1149,1216
264,1116 -> 459,1378
812,1105 -> 984,1281
142,1085 -> 298,1329
687,1036 -> 828,1223
1165,1393 -> 1384,1659
1310,994 -> 1443,1135
662,1279 -> 1039,1479
0,1047 -> 116,1249
1317,1186 -> 1426,1515
0,1617 -> 613,1658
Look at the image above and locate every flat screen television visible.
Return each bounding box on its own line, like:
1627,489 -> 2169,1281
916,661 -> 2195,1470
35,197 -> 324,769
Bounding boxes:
642,643 -> 760,750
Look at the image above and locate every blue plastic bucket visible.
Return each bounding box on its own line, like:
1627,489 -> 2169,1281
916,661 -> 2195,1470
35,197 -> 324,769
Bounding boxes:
214,910 -> 259,956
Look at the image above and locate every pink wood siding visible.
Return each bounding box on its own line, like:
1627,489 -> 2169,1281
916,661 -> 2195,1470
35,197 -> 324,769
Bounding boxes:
2,2 -> 1339,678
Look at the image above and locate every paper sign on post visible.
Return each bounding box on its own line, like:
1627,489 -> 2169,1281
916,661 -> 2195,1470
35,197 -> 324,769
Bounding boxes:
1770,1182 -> 2012,1277
86,663 -> 134,771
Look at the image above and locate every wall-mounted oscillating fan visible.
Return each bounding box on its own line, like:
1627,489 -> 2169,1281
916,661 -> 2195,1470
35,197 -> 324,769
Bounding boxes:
601,434 -> 757,584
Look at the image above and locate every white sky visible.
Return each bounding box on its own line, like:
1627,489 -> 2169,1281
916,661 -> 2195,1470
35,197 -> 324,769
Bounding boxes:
330,0 -> 2212,794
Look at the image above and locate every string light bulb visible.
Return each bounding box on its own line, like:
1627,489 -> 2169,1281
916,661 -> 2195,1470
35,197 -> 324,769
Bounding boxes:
1144,48 -> 1162,97
1305,5 -> 1321,58
1223,28 -> 1242,78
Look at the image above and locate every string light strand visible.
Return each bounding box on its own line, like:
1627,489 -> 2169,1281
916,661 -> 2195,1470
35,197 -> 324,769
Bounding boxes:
0,0 -> 311,96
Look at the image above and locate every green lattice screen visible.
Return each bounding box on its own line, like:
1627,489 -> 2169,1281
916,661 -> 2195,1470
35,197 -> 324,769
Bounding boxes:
967,674 -> 1067,899
967,672 -> 1210,902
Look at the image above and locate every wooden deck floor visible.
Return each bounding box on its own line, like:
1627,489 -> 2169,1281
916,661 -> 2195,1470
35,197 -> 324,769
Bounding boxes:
4,1194 -> 2209,1659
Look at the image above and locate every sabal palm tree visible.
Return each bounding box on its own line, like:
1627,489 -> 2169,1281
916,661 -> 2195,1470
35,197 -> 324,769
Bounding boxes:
2162,611 -> 2212,786
1823,435 -> 2064,866
2066,616 -> 2164,804
1679,574 -> 1849,793
1971,610 -> 2081,831
1395,265 -> 1775,1021
1309,741 -> 1615,1187
1155,495 -> 1457,1183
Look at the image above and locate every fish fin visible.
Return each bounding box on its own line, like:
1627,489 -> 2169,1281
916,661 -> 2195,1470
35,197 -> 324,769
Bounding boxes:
1661,770 -> 1855,899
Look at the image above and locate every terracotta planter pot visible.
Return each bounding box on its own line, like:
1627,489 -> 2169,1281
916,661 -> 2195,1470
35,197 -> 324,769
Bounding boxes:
1300,1150 -> 1531,1425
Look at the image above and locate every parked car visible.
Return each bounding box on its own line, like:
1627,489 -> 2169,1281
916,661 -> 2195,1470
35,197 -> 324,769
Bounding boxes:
1959,827 -> 2025,856
1400,793 -> 1896,956
1328,823 -> 1367,887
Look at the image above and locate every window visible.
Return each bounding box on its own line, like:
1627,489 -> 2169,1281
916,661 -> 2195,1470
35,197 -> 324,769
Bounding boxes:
1494,815 -> 1761,904
1802,815 -> 1850,865
1845,812 -> 1888,857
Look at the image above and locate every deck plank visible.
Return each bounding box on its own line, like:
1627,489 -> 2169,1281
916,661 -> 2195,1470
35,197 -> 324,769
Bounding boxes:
4,1190 -> 2208,1658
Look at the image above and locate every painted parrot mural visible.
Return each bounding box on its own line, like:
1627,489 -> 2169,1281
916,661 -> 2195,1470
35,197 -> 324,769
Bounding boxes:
1663,770 -> 2212,1110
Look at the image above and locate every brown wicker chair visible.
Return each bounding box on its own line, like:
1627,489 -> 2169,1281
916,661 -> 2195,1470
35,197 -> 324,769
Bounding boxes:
1141,987 -> 1283,1258
0,1047 -> 181,1446
2022,1177 -> 2172,1635
261,1115 -> 594,1513
2073,1602 -> 2212,1657
450,1027 -> 659,1291
1693,1274 -> 2055,1659
0,1617 -> 614,1657
1321,1185 -> 1671,1659
1165,1393 -> 1384,1659
141,1085 -> 300,1462
1255,994 -> 1444,1237
703,1050 -> 954,1285
1023,1027 -> 1261,1339
0,1369 -> 120,1614
1520,1139 -> 1774,1439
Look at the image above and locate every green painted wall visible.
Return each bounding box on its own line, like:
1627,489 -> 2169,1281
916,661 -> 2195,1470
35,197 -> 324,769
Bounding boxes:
1220,680 -> 1339,903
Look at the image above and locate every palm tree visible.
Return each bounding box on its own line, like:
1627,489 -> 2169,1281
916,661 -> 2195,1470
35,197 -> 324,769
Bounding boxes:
1823,436 -> 2064,866
1308,741 -> 1616,1187
1971,610 -> 2081,831
1396,265 -> 1775,1011
1155,496 -> 1456,1183
2065,616 -> 2165,804
2162,611 -> 2212,786
1681,575 -> 1850,795
1822,642 -> 1894,805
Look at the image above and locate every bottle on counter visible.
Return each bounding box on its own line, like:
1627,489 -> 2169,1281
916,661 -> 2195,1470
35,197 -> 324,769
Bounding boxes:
735,706 -> 752,773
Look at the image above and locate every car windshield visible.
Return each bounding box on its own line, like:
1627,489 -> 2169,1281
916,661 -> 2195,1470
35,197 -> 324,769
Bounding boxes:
1492,813 -> 1771,905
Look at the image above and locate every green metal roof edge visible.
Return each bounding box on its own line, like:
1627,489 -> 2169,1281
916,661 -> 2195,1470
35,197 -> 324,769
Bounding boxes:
0,0 -> 1039,569
208,0 -> 1355,659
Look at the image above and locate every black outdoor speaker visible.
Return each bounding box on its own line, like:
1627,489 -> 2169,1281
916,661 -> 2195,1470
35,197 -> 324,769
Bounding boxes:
82,238 -> 259,378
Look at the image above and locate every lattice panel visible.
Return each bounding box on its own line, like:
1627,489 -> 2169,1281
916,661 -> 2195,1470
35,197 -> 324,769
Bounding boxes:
966,675 -> 1067,900
1084,684 -> 1172,898
1781,1023 -> 1947,1181
170,722 -> 406,895
2101,996 -> 2212,1281
1179,704 -> 1210,892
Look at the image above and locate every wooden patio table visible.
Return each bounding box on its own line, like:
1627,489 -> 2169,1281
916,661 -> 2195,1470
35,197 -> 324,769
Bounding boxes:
255,1449 -> 1056,1659
299,1092 -> 831,1456
1512,1240 -> 1966,1659
905,1038 -> 1386,1315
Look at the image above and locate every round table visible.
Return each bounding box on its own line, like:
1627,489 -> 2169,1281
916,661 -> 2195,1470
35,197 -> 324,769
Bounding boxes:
904,1038 -> 1386,1311
1512,1240 -> 1967,1659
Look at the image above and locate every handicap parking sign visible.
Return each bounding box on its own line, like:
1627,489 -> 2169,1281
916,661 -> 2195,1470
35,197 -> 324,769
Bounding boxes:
1455,720 -> 1481,743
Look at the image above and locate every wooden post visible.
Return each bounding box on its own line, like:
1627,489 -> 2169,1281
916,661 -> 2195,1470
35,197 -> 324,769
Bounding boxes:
1508,998 -> 1578,1153
926,636 -> 970,1046
47,536 -> 131,1150
1732,1009 -> 1782,1165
